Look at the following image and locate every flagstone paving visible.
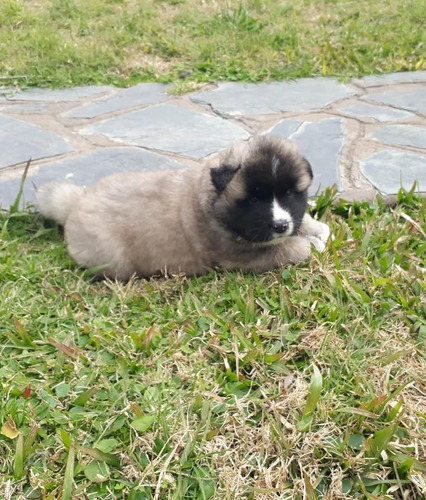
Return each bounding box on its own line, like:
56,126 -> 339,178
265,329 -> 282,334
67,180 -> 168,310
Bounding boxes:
338,103 -> 413,122
360,151 -> 426,196
191,77 -> 357,116
0,115 -> 73,169
82,104 -> 250,158
0,71 -> 425,210
268,118 -> 345,194
62,83 -> 172,119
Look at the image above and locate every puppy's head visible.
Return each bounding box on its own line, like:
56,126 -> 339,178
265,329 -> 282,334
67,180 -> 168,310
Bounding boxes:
210,135 -> 312,244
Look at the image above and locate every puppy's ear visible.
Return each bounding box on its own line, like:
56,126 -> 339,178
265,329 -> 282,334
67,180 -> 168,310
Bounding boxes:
210,165 -> 240,193
295,159 -> 313,192
304,158 -> 313,179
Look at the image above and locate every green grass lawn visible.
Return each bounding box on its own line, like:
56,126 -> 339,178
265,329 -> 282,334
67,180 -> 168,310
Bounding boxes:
0,0 -> 425,88
1,189 -> 425,499
1,1 -> 426,498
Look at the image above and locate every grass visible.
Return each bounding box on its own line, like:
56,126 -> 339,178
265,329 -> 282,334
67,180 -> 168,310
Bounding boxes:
0,0 -> 425,88
0,187 -> 425,499
0,2 -> 425,496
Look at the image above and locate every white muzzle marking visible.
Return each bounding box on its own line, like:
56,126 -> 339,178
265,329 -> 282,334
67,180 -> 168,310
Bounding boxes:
272,198 -> 293,237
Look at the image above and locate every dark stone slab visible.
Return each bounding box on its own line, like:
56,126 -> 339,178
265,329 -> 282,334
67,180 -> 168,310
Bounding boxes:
83,104 -> 249,158
63,83 -> 173,118
0,85 -> 114,102
0,114 -> 73,169
338,102 -> 412,122
371,125 -> 426,149
360,71 -> 426,85
360,150 -> 426,194
269,118 -> 344,193
191,78 -> 357,116
0,147 -> 187,209
363,89 -> 426,114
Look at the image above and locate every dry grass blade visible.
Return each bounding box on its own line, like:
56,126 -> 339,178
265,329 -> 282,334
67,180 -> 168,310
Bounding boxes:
396,211 -> 426,237
47,337 -> 82,359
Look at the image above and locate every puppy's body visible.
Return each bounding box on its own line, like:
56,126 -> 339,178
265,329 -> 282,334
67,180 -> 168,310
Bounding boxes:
36,136 -> 329,280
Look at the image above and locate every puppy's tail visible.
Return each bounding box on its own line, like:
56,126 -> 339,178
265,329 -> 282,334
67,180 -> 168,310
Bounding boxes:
35,182 -> 85,225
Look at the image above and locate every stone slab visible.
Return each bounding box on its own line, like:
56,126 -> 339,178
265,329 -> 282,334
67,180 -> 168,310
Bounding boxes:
268,120 -> 302,138
0,85 -> 114,102
0,147 -> 187,209
363,89 -> 426,114
371,125 -> 426,149
0,114 -> 73,169
82,104 -> 250,158
191,78 -> 357,116
360,150 -> 426,194
0,104 -> 49,113
63,83 -> 172,118
338,102 -> 412,122
269,118 -> 344,193
360,71 -> 426,85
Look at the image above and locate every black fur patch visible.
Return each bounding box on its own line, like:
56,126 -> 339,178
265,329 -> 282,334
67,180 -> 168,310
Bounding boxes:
210,165 -> 240,192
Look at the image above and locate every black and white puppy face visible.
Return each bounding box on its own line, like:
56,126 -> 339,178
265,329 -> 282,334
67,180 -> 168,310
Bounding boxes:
211,136 -> 313,244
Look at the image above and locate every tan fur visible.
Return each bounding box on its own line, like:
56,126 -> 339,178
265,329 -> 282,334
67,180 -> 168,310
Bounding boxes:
36,183 -> 85,226
36,136 -> 329,280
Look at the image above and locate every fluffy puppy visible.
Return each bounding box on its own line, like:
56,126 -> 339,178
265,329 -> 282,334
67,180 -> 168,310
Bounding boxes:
36,135 -> 329,280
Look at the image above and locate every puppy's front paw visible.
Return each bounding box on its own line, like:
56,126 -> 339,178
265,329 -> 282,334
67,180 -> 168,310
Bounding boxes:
305,235 -> 326,253
316,221 -> 330,244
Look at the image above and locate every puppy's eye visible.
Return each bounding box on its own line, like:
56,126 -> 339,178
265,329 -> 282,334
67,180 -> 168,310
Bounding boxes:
249,186 -> 260,203
285,188 -> 294,196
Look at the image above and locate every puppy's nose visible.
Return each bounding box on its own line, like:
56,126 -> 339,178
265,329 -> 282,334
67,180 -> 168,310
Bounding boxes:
272,220 -> 289,234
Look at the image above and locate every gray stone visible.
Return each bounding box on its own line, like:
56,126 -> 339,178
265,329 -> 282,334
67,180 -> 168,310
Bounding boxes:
363,89 -> 426,114
191,78 -> 357,116
1,85 -> 114,102
0,147 -> 187,209
360,150 -> 426,194
83,104 -> 249,158
371,125 -> 426,149
360,71 -> 426,85
269,118 -> 344,193
0,114 -> 73,169
63,83 -> 172,118
339,102 -> 412,122
1,104 -> 49,113
267,119 -> 302,138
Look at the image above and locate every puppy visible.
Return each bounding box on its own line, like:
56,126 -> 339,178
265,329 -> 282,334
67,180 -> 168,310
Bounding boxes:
36,135 -> 329,280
